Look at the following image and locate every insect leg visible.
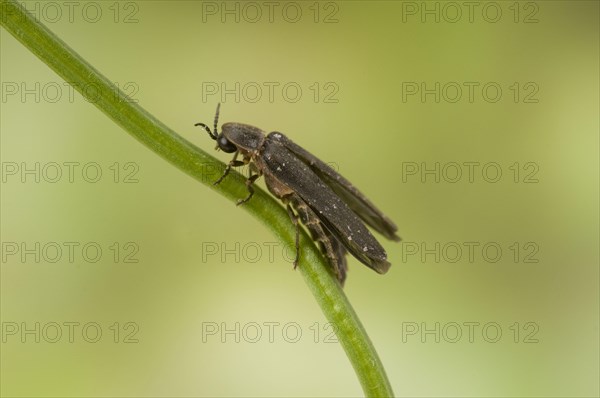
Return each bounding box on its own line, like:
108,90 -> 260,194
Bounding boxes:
322,226 -> 348,285
288,193 -> 346,284
214,151 -> 244,186
285,204 -> 301,268
236,172 -> 261,206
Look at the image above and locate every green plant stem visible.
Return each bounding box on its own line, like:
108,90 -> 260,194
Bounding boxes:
0,1 -> 394,396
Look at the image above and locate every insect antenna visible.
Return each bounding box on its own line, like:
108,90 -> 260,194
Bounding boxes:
213,102 -> 221,134
194,103 -> 221,140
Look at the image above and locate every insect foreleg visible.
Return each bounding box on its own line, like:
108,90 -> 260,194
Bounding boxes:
214,151 -> 244,186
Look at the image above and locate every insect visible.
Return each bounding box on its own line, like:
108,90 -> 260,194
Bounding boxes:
195,104 -> 400,285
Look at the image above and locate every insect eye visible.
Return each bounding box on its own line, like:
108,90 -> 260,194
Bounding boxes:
217,134 -> 237,153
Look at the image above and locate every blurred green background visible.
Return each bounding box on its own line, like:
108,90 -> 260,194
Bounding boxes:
1,1 -> 598,396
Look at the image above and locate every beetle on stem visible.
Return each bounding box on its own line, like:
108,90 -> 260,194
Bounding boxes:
195,104 -> 400,285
